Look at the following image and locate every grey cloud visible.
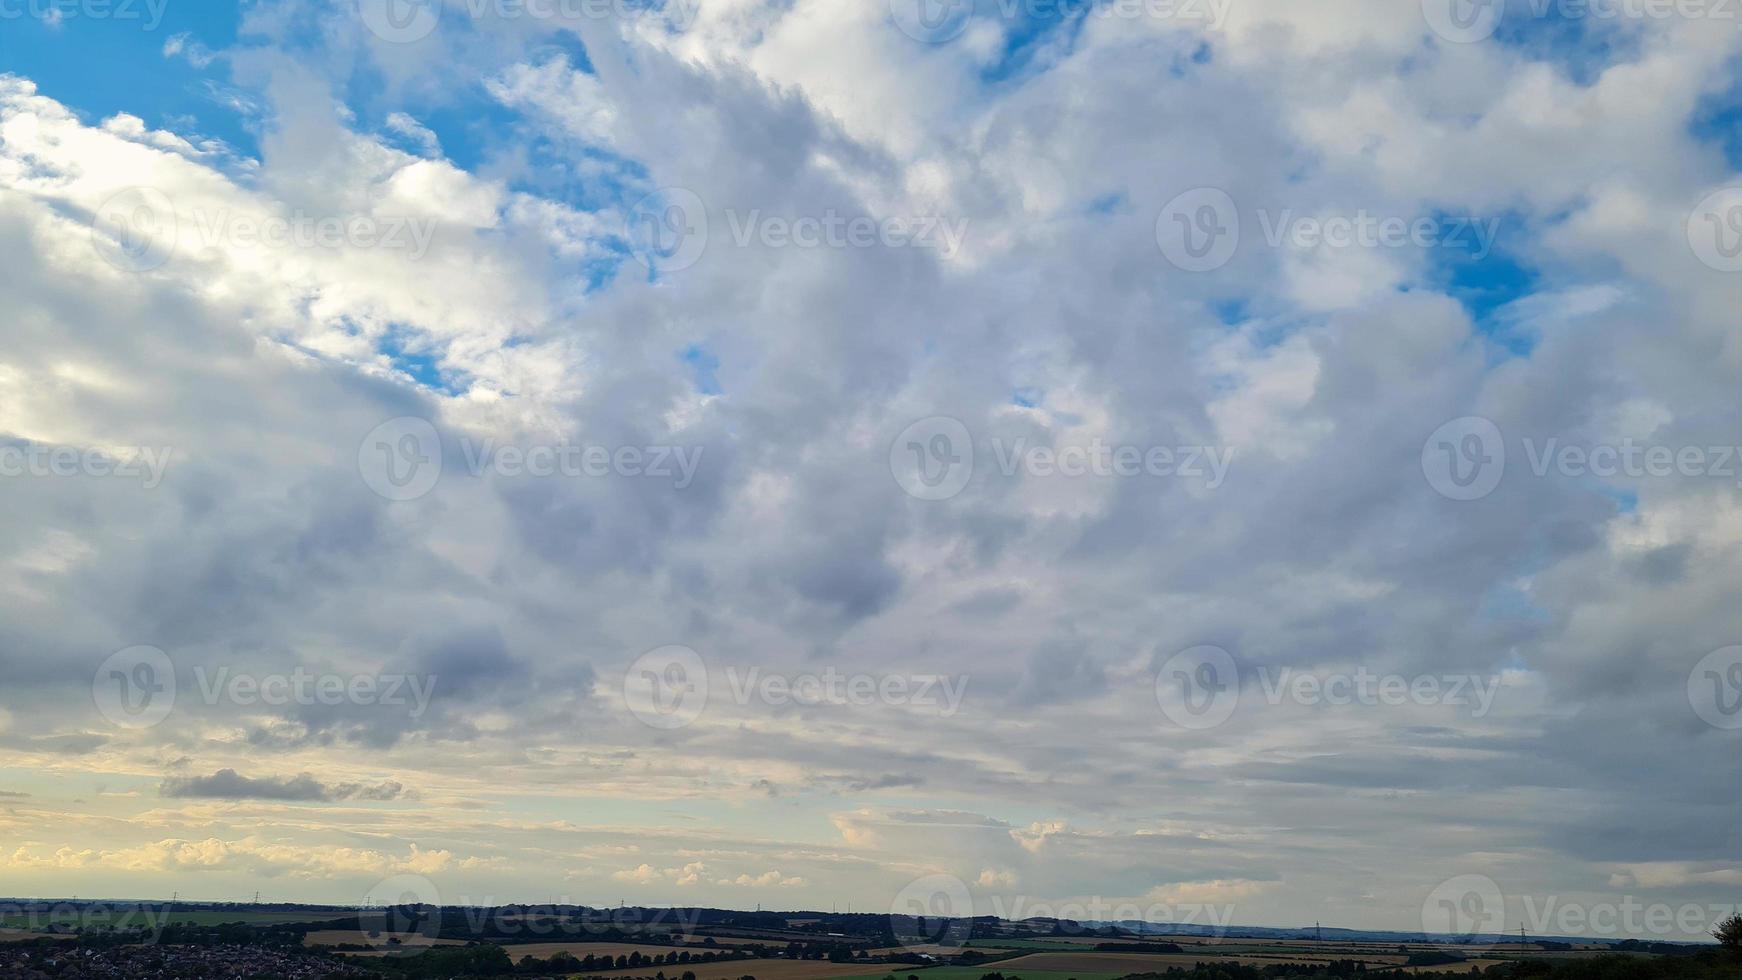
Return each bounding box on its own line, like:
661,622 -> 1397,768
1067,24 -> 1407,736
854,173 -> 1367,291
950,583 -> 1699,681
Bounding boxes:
160,769 -> 405,802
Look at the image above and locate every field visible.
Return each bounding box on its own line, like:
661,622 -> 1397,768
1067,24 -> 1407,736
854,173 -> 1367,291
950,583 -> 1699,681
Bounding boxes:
843,969 -> 1123,980
576,958 -> 884,979
979,950 -> 1319,973
0,929 -> 70,942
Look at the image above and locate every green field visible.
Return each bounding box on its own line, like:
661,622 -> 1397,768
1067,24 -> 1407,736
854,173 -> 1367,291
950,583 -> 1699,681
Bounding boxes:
964,938 -> 1097,951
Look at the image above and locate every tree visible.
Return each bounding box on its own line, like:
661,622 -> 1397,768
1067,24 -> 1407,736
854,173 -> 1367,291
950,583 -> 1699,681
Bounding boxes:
1715,911 -> 1742,957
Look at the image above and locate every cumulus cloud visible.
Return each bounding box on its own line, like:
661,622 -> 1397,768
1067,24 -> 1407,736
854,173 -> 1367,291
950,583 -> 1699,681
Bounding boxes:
0,0 -> 1738,934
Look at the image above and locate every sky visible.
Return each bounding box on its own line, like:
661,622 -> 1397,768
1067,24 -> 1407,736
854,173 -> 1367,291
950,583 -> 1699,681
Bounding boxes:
0,0 -> 1740,944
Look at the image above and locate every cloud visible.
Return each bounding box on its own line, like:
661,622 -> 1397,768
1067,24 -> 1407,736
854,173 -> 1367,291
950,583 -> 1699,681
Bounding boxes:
159,770 -> 405,802
2,839 -> 452,878
0,0 -> 1738,934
